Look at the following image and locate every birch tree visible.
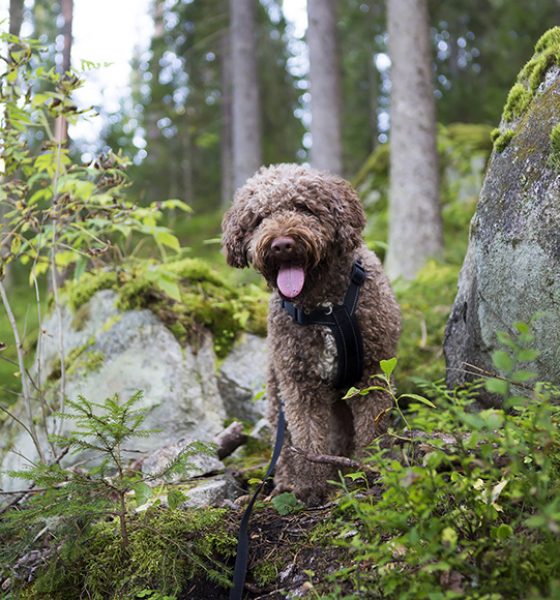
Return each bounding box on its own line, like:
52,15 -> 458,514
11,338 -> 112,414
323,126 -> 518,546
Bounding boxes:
230,0 -> 262,190
307,0 -> 342,174
385,0 -> 443,280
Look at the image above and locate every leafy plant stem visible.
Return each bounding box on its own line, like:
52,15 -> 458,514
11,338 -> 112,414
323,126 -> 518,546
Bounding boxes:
0,280 -> 44,462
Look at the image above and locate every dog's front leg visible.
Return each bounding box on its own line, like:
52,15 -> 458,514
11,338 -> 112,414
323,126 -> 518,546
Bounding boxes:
281,379 -> 336,506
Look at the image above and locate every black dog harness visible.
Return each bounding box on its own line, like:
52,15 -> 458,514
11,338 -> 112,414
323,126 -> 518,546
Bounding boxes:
281,261 -> 366,389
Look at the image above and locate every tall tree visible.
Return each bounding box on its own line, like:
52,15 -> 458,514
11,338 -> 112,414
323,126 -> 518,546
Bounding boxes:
220,27 -> 234,207
385,0 -> 443,280
54,0 -> 73,144
230,0 -> 262,190
9,0 -> 24,36
307,0 -> 342,174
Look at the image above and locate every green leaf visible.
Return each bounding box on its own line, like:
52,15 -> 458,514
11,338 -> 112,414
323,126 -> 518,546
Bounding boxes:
496,523 -> 513,540
167,489 -> 187,510
517,348 -> 540,362
380,357 -> 397,378
492,350 -> 514,373
400,393 -> 436,408
272,492 -> 304,516
485,378 -> 509,396
132,482 -> 152,507
510,370 -> 536,383
154,230 -> 181,252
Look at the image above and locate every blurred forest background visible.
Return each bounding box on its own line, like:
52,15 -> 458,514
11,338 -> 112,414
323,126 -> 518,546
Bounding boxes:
4,0 -> 558,213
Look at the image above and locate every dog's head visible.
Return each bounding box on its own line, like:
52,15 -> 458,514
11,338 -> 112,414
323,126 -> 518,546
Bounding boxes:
221,163 -> 366,299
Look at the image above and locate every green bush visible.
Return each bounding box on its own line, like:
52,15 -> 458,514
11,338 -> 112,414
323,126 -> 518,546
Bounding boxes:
329,326 -> 560,599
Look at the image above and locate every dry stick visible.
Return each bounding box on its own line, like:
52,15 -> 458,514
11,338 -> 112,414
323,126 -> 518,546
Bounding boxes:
50,127 -> 66,440
0,282 -> 44,462
30,273 -> 56,457
287,446 -> 364,471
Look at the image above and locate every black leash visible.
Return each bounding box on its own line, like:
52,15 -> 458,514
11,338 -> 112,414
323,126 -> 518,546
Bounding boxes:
281,261 -> 366,389
229,403 -> 286,600
229,262 -> 366,598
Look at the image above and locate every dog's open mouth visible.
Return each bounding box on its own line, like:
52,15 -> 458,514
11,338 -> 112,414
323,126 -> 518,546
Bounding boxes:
276,264 -> 305,298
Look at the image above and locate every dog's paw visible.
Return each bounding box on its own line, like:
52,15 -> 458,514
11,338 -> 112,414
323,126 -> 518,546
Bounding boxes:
294,485 -> 328,507
265,483 -> 294,501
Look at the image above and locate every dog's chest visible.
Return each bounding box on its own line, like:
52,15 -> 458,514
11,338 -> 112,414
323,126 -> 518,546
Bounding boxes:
276,321 -> 338,384
316,327 -> 337,381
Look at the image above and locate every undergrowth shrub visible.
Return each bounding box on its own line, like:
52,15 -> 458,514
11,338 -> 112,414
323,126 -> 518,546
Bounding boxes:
330,324 -> 560,599
0,392 -> 233,599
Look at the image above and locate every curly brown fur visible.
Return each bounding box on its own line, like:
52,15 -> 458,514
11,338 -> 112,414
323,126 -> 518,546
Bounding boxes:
222,164 -> 401,505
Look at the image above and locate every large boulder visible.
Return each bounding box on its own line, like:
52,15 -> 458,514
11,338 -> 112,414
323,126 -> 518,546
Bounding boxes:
445,29 -> 560,399
0,259 -> 269,491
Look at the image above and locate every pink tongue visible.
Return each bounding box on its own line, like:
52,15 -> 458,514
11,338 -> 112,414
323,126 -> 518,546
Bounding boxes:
277,266 -> 305,298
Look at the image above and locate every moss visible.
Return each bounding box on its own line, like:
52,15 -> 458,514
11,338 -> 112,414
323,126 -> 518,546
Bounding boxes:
493,129 -> 515,153
71,303 -> 91,331
503,83 -> 532,122
252,559 -> 281,587
101,314 -> 122,333
549,123 -> 560,169
19,507 -> 235,599
47,338 -> 102,381
63,270 -> 118,311
499,27 -> 560,128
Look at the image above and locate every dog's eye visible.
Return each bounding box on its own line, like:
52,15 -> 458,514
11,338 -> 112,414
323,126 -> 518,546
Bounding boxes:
296,205 -> 315,217
253,215 -> 263,227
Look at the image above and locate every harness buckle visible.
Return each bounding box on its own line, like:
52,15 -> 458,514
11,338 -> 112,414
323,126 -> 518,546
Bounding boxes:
350,263 -> 366,286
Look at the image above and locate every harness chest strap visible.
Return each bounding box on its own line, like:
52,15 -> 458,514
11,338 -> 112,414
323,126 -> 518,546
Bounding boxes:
281,261 -> 366,389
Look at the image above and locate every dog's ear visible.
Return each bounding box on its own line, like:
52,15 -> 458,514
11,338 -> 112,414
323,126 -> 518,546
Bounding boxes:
221,203 -> 249,268
331,179 -> 366,253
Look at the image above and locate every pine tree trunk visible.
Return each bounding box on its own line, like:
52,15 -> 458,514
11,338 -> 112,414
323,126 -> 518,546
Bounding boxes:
220,27 -> 234,206
54,0 -> 73,144
385,0 -> 443,280
307,0 -> 342,174
9,0 -> 24,36
230,0 -> 262,190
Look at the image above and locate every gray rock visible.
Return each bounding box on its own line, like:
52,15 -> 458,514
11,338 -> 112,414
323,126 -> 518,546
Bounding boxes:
179,473 -> 241,508
1,290 -> 227,491
445,64 -> 560,402
142,438 -> 224,483
218,333 -> 268,422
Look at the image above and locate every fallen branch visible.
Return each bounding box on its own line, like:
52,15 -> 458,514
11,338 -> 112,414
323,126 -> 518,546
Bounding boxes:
288,446 -> 363,470
215,421 -> 247,459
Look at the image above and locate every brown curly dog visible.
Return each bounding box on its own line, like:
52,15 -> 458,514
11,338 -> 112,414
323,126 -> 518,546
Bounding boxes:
222,164 -> 401,505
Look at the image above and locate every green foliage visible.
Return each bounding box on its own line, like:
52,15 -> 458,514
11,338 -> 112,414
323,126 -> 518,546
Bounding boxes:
393,261 -> 461,391
271,492 -> 305,516
549,123 -> 560,169
0,34 -> 186,282
1,392 -> 227,598
329,329 -> 560,599
492,128 -> 515,152
357,123 -> 491,263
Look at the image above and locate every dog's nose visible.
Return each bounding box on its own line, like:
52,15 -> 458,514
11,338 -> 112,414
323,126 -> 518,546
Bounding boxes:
271,237 -> 295,258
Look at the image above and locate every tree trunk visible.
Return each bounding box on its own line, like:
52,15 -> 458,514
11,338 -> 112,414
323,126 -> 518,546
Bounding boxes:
54,0 -> 73,144
9,0 -> 24,36
307,0 -> 342,174
230,0 -> 262,190
220,27 -> 234,206
385,0 -> 443,280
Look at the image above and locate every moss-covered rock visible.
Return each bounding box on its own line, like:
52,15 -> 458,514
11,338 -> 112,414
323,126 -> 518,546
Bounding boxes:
494,26 -> 560,152
63,258 -> 268,359
445,28 -> 560,400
